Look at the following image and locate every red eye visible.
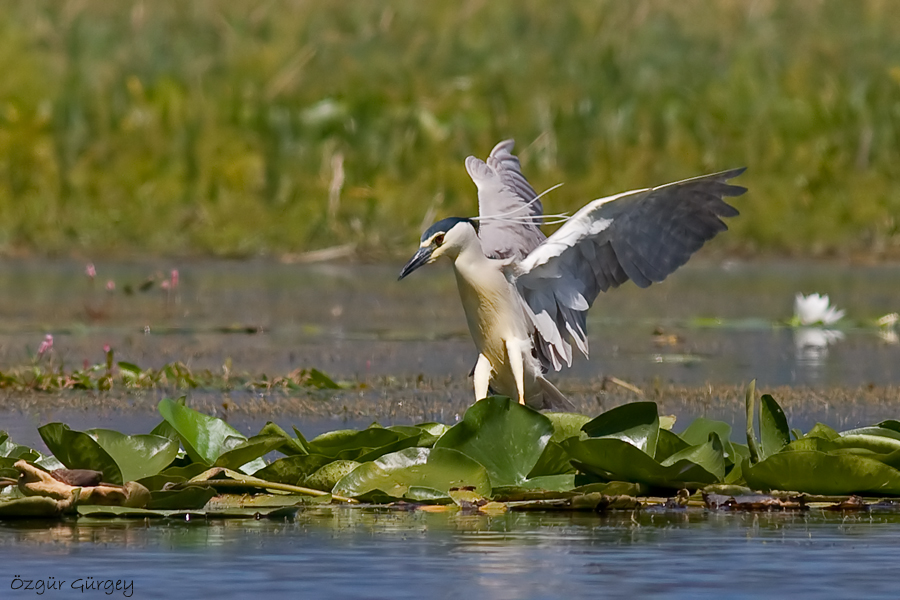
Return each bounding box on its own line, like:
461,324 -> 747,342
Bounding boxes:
434,234 -> 445,246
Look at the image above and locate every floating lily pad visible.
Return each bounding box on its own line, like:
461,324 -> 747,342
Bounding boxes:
304,460 -> 361,492
86,429 -> 179,482
759,394 -> 791,458
158,398 -> 247,466
581,402 -> 659,456
411,423 -> 450,447
146,485 -> 218,510
434,397 -> 552,487
655,429 -> 691,462
38,423 -> 123,485
743,451 -> 900,496
252,455 -> 333,486
527,413 -> 590,478
563,433 -> 725,489
528,441 -> 576,478
0,432 -> 40,463
256,422 -> 310,455
307,427 -> 410,460
214,434 -> 289,472
333,447 -> 490,502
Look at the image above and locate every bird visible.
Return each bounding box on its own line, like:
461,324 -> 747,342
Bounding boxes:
399,140 -> 745,411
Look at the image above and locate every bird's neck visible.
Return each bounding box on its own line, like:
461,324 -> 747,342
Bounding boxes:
451,241 -> 497,281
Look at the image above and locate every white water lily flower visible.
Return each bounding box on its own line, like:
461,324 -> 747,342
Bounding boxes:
793,293 -> 845,326
876,313 -> 899,328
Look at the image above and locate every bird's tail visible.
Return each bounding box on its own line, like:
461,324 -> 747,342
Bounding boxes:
535,376 -> 576,411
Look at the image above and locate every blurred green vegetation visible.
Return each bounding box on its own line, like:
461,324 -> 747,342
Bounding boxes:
0,1 -> 898,259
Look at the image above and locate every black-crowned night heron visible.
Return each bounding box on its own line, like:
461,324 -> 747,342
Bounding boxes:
399,140 -> 745,410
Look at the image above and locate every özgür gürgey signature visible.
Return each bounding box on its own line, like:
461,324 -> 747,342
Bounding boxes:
10,575 -> 133,597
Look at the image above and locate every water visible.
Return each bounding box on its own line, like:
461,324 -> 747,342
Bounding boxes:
2,508 -> 900,599
1,258 -> 900,597
0,258 -> 897,387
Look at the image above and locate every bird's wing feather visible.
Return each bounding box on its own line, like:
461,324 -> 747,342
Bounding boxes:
466,139 -> 546,260
515,168 -> 746,371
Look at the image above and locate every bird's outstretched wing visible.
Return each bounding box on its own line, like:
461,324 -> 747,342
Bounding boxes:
465,140 -> 546,260
515,169 -> 746,371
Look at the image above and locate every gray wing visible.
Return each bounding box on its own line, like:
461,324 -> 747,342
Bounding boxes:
465,140 -> 546,260
515,168 -> 746,371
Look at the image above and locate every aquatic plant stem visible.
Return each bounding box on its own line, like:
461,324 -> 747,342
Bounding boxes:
173,478 -> 358,504
745,380 -> 761,464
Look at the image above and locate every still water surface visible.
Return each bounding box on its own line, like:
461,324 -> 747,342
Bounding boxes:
2,509 -> 899,599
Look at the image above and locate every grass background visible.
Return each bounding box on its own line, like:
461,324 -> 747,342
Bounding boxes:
0,1 -> 898,259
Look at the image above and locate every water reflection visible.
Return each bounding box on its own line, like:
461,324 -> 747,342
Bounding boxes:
879,329 -> 899,345
4,509 -> 900,598
793,327 -> 844,374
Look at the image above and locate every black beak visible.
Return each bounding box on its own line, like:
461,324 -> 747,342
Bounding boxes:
398,246 -> 433,280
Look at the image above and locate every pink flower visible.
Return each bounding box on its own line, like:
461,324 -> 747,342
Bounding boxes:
37,334 -> 53,356
85,263 -> 96,279
106,280 -> 115,291
103,344 -> 111,353
171,269 -> 179,289
161,280 -> 170,291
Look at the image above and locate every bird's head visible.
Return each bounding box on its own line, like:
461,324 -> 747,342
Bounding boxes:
398,217 -> 479,280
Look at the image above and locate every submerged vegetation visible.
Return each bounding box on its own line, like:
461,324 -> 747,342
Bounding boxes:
5,383 -> 900,519
0,2 -> 899,258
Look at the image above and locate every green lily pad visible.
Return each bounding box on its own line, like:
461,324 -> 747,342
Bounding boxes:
759,394 -> 790,458
307,427 -> 408,460
38,423 -> 123,485
0,432 -> 40,462
660,433 -> 726,482
833,434 -> 900,454
545,413 -> 591,442
498,474 -> 577,495
527,412 -> 590,478
840,427 -> 900,442
680,417 -> 732,447
678,417 -> 747,467
158,398 -> 247,466
411,422 -> 450,447
333,447 -> 490,501
147,485 -> 217,510
528,441 -> 576,477
304,460 -> 361,492
356,432 -> 424,462
743,450 -> 900,495
136,463 -> 221,491
434,397 -> 553,487
256,422 -> 310,455
563,433 -> 725,489
214,434 -> 288,471
655,429 -> 691,462
877,420 -> 900,434
581,402 -> 659,456
804,422 -> 840,440
252,455 -> 333,486
86,429 -> 179,482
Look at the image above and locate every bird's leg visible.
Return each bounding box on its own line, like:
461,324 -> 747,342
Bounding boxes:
473,353 -> 492,401
505,339 -> 527,405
